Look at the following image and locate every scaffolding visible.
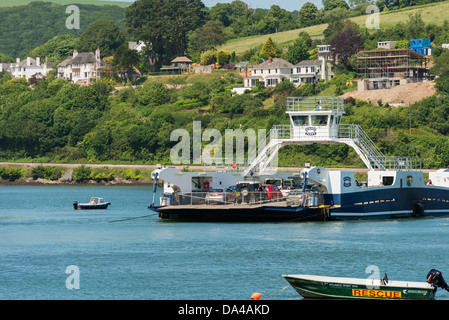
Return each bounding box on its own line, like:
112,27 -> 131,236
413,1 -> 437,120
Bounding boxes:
357,49 -> 430,90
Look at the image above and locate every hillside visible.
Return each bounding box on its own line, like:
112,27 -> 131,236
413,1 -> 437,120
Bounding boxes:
220,1 -> 449,54
0,1 -> 126,58
0,0 -> 132,8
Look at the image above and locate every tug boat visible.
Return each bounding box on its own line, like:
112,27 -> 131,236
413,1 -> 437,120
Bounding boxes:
149,96 -> 449,221
282,269 -> 449,300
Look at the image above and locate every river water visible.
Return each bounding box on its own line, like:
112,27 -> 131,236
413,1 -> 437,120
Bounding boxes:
1,185 -> 449,300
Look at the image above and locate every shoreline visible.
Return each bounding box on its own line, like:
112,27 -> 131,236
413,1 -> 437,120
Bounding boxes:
0,162 -> 434,186
0,177 -> 155,186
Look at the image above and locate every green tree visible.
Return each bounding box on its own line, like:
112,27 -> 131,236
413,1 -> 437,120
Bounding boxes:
28,35 -> 78,63
137,82 -> 170,106
188,20 -> 228,53
165,0 -> 207,56
200,50 -> 217,65
404,11 -> 426,39
216,50 -> 231,66
329,26 -> 364,66
125,0 -> 206,71
284,33 -> 310,64
260,37 -> 278,58
322,0 -> 349,11
431,50 -> 449,94
257,5 -> 295,34
112,44 -> 140,82
125,0 -> 169,72
298,2 -> 319,27
77,20 -> 123,56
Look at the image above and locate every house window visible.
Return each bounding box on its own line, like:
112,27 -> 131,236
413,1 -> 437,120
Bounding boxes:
296,68 -> 300,73
253,70 -> 256,74
85,72 -> 88,78
275,69 -> 277,73
268,69 -> 270,74
311,67 -> 315,73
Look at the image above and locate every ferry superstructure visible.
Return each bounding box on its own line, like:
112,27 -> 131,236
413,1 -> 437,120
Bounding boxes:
149,96 -> 449,221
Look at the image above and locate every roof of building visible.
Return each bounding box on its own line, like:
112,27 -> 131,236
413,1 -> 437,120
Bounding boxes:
58,52 -> 98,67
171,56 -> 192,63
18,58 -> 36,66
253,58 -> 293,69
295,60 -> 321,67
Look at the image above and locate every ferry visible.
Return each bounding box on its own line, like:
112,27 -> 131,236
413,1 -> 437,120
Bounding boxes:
149,96 -> 449,221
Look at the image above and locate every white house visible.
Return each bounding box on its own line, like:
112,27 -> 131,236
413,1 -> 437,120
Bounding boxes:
128,41 -> 146,52
8,57 -> 54,80
244,57 -> 294,88
291,60 -> 322,85
57,49 -> 102,85
242,57 -> 334,90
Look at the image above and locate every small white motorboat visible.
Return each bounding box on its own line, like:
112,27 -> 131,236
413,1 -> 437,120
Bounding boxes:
73,197 -> 111,210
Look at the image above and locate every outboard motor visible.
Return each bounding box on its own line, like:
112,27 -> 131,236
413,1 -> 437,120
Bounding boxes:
427,269 -> 449,292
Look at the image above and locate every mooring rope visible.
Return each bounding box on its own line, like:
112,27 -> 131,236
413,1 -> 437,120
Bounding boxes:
109,213 -> 159,223
264,285 -> 291,299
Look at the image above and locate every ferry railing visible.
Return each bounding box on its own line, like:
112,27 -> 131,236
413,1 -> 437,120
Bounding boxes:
165,189 -> 325,208
286,96 -> 345,113
339,124 -> 421,170
271,125 -> 292,140
200,157 -> 250,172
168,191 -> 287,206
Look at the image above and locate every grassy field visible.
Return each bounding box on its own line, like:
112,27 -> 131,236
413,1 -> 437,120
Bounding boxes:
0,0 -> 132,8
220,1 -> 449,54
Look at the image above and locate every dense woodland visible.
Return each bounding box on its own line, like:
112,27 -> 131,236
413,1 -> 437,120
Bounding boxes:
2,0 -> 449,169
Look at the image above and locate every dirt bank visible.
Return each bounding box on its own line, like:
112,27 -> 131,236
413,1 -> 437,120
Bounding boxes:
341,81 -> 437,106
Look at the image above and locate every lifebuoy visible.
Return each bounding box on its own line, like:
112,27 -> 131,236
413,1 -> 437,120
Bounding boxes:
203,181 -> 210,189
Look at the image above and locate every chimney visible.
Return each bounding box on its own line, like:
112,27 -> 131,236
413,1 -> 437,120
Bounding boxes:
73,50 -> 78,58
268,57 -> 273,63
36,57 -> 40,66
27,57 -> 31,66
16,57 -> 20,65
95,48 -> 100,61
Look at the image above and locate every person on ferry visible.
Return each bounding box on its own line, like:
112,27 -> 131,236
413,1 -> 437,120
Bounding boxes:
427,179 -> 433,186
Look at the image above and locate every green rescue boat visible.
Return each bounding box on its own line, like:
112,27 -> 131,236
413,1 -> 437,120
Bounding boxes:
283,269 -> 449,300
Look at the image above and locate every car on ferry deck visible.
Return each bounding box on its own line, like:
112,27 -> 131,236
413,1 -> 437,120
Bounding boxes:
261,184 -> 283,200
205,188 -> 225,204
286,189 -> 303,207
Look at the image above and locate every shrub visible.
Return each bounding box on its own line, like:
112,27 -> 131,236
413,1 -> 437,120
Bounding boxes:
0,166 -> 24,180
73,165 -> 92,181
200,50 -> 217,65
30,165 -> 64,180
